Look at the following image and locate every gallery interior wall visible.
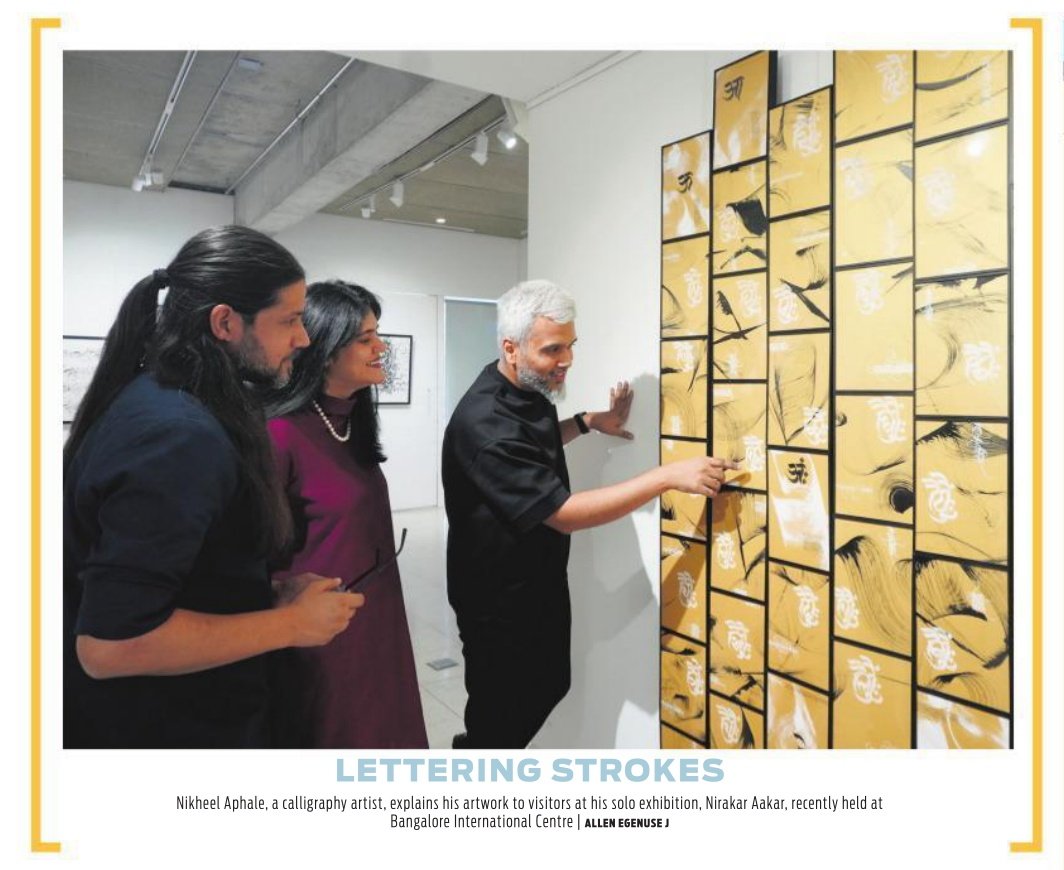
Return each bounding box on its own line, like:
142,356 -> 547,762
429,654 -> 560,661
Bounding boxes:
524,50 -> 830,748
63,179 -> 523,510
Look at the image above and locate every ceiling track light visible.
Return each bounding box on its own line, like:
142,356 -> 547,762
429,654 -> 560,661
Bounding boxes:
496,124 -> 517,150
389,180 -> 404,208
471,132 -> 489,166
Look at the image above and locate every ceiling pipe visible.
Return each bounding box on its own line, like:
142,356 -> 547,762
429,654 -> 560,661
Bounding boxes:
224,57 -> 357,195
133,50 -> 197,190
163,51 -> 243,190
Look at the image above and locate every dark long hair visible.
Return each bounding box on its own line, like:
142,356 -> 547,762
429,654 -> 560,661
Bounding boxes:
64,225 -> 304,557
265,280 -> 386,466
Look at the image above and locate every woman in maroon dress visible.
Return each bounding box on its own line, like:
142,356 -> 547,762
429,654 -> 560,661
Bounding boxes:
265,281 -> 427,748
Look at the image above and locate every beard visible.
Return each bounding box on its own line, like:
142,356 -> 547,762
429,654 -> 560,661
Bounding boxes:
516,363 -> 565,403
233,332 -> 290,387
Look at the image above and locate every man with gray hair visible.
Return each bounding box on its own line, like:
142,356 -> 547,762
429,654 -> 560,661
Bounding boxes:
442,280 -> 735,749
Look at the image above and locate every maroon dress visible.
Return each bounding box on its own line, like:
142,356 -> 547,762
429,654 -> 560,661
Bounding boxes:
268,393 -> 427,748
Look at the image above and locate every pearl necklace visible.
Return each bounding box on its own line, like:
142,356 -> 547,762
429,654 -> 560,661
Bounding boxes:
311,400 -> 351,442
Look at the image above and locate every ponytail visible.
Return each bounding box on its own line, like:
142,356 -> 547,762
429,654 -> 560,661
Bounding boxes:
63,271 -> 167,468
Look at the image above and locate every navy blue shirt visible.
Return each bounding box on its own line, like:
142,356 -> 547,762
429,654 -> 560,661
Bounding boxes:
64,373 -> 272,748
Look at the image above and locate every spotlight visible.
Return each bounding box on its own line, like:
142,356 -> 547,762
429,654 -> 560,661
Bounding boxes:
471,132 -> 489,166
435,217 -> 446,224
131,175 -> 145,192
150,170 -> 164,186
389,180 -> 404,208
496,125 -> 517,150
361,207 -> 373,219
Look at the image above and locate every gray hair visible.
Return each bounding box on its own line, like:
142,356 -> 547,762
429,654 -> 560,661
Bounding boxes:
496,279 -> 576,352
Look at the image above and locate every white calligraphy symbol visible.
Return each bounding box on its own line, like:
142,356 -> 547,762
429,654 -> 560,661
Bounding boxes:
678,570 -> 698,609
795,585 -> 820,628
876,53 -> 908,103
855,270 -> 884,315
840,155 -> 872,200
717,705 -> 742,746
922,471 -> 959,524
802,406 -> 828,446
962,341 -> 1001,384
718,205 -> 741,243
868,397 -> 907,444
715,532 -> 737,570
921,167 -> 956,217
742,435 -> 766,473
835,587 -> 861,630
773,286 -> 800,325
726,352 -> 741,379
739,279 -> 762,317
683,266 -> 704,306
792,107 -> 823,156
685,658 -> 705,696
848,655 -> 885,705
725,619 -> 752,661
922,626 -> 958,672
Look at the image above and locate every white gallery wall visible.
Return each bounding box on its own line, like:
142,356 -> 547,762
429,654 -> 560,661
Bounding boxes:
63,179 -> 523,510
526,50 -> 831,747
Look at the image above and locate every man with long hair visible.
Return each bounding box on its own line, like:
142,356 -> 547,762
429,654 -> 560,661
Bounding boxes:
443,280 -> 736,749
64,226 -> 363,748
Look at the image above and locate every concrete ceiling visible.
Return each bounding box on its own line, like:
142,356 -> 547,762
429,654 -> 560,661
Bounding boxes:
63,50 -> 624,239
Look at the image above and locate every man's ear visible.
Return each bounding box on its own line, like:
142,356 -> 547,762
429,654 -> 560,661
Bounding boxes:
501,337 -> 518,366
209,304 -> 244,343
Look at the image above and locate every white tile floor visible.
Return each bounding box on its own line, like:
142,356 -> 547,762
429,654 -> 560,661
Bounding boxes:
393,506 -> 466,748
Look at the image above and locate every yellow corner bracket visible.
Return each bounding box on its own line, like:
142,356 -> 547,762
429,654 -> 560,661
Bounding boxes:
31,15 -> 62,855
1007,15 -> 1043,856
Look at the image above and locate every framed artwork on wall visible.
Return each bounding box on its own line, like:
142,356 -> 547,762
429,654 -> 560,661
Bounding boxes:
713,50 -> 776,169
377,333 -> 413,405
63,335 -> 105,423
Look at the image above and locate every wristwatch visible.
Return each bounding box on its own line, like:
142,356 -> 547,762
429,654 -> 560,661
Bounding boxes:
574,412 -> 590,434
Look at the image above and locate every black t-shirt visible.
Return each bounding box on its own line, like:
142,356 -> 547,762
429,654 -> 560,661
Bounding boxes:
442,363 -> 572,657
63,373 -> 272,748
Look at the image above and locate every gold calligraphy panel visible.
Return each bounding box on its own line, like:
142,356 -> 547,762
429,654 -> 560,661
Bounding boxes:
710,490 -> 768,600
915,274 -> 1009,417
836,263 -> 914,391
713,51 -> 772,169
712,272 -> 767,380
832,641 -> 911,748
835,129 -> 913,266
916,692 -> 1009,749
766,673 -> 829,749
768,450 -> 830,572
661,536 -> 707,642
712,161 -> 768,275
662,237 -> 710,338
661,631 -> 707,741
915,51 -> 1009,142
708,694 -> 763,749
915,421 -> 1008,564
916,557 -> 1009,714
709,592 -> 765,710
767,562 -> 829,691
834,519 -> 913,655
661,339 -> 708,439
662,133 -> 710,240
661,439 -> 709,541
835,395 -> 914,524
712,383 -> 767,490
915,125 -> 1008,279
835,51 -> 914,142
769,87 -> 831,216
768,333 -> 830,449
768,211 -> 831,332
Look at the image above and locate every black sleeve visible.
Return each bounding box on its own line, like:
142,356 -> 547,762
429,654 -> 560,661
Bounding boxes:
74,419 -> 239,640
470,436 -> 570,534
